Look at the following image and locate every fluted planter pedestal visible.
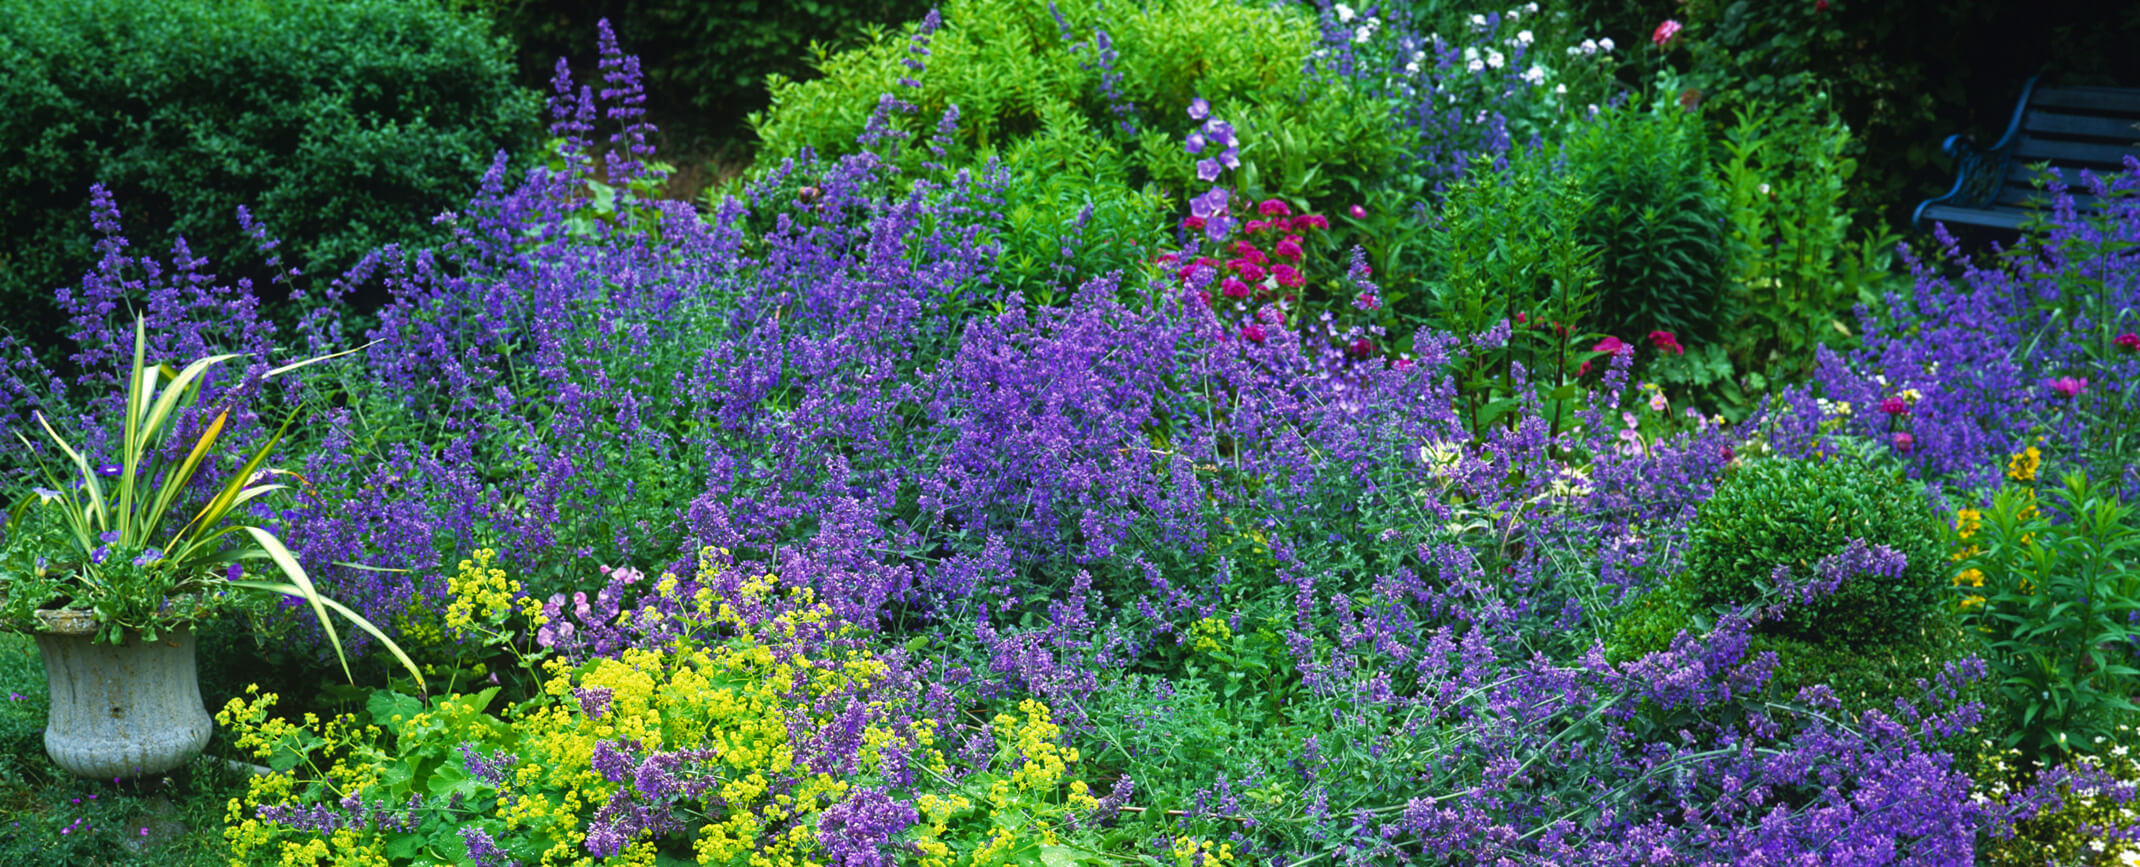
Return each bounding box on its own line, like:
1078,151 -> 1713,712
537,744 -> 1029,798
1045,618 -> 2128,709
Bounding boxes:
32,609 -> 212,780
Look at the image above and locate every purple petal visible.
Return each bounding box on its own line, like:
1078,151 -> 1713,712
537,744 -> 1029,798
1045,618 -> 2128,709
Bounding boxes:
1188,97 -> 1210,120
1196,159 -> 1222,182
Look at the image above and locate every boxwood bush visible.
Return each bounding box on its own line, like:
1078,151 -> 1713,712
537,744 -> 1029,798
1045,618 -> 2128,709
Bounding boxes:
0,0 -> 541,352
1682,446 -> 1947,645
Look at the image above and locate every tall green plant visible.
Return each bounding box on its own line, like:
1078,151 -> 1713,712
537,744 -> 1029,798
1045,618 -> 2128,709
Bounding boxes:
1955,472 -> 2140,762
1714,97 -> 1897,381
1563,101 -> 1730,346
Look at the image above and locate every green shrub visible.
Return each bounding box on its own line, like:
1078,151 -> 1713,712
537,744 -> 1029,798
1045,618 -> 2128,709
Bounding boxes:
735,0 -> 1401,297
1562,101 -> 1730,346
1682,446 -> 1946,646
0,0 -> 541,349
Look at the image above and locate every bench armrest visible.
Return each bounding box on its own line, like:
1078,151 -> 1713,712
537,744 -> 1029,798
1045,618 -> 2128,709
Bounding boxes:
1914,77 -> 2041,230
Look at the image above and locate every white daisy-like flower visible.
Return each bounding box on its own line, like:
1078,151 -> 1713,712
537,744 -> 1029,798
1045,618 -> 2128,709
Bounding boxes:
1485,48 -> 1504,69
1521,65 -> 1546,85
1469,13 -> 1488,30
1516,30 -> 1533,45
1334,3 -> 1355,22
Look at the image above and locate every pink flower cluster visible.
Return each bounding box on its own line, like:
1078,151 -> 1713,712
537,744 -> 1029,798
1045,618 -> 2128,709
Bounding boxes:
1177,199 -> 1330,309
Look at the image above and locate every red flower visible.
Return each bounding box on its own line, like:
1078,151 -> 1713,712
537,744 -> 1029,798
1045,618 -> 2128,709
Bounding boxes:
1182,216 -> 1207,231
1348,337 -> 1375,358
1242,323 -> 1268,342
1646,330 -> 1684,355
1652,19 -> 1682,47
1592,335 -> 1629,355
1814,0 -> 1829,11
1891,432 -> 1914,453
2115,332 -> 2139,353
1515,312 -> 1528,325
1879,396 -> 1909,416
1258,199 -> 1292,218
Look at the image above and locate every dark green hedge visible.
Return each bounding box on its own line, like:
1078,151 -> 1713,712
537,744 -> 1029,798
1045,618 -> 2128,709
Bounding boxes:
0,0 -> 541,350
482,0 -> 932,139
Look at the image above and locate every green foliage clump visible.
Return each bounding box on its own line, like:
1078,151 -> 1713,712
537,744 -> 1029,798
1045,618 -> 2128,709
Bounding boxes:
1682,447 -> 1945,646
737,0 -> 1400,298
0,0 -> 542,348
1563,102 -> 1730,346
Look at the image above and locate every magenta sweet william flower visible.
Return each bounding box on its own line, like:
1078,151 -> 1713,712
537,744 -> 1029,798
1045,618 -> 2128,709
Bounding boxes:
2115,332 -> 2139,353
1181,216 -> 1206,231
1297,213 -> 1330,230
1652,19 -> 1682,46
1258,198 -> 1292,218
1241,323 -> 1267,342
1646,330 -> 1684,355
1348,204 -> 1366,219
1354,291 -> 1381,311
1348,337 -> 1374,358
1243,219 -> 1269,234
1892,432 -> 1915,453
1235,262 -> 1266,283
1592,335 -> 1629,354
1272,263 -> 1303,288
1274,238 -> 1303,260
1221,278 -> 1252,299
2048,376 -> 2088,397
1879,396 -> 1909,416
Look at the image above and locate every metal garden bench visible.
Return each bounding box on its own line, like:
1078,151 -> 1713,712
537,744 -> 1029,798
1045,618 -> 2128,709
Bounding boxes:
1913,76 -> 2140,234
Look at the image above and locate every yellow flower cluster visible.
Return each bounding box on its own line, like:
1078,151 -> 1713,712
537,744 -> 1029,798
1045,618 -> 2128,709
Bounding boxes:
1951,508 -> 1986,608
907,699 -> 1104,867
1171,835 -> 1237,867
444,547 -> 524,633
1190,616 -> 1233,654
220,549 -> 942,867
2007,446 -> 2041,483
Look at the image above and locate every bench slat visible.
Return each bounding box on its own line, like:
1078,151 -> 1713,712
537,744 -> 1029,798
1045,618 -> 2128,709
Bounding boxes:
2013,137 -> 2140,167
1991,184 -> 2103,209
2031,86 -> 2140,114
1919,203 -> 2033,232
2024,111 -> 2140,141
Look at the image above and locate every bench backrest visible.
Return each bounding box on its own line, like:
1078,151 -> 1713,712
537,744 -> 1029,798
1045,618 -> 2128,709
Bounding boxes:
1992,84 -> 2140,211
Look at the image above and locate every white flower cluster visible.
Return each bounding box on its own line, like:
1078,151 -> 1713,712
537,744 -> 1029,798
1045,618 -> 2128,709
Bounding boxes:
1567,37 -> 1615,56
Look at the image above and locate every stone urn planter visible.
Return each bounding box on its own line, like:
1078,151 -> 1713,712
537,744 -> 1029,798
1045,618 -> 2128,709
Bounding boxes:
31,609 -> 212,780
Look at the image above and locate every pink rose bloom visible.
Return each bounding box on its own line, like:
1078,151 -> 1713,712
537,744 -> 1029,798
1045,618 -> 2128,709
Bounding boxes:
1592,335 -> 1629,355
1652,19 -> 1682,47
1879,396 -> 1909,416
2048,376 -> 2088,397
